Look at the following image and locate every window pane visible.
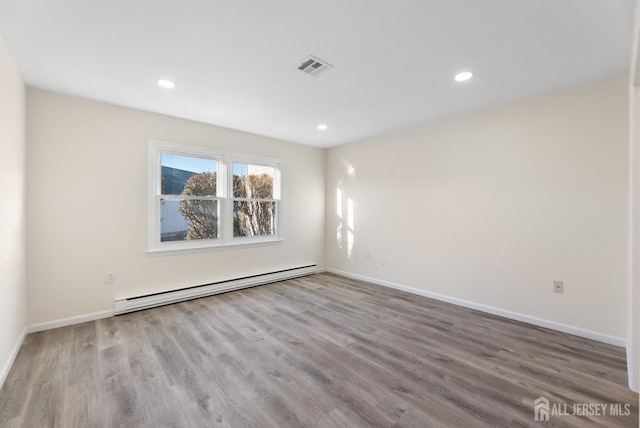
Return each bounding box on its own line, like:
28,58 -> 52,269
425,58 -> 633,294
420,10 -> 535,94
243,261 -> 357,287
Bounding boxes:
233,201 -> 275,237
161,153 -> 217,196
232,162 -> 274,199
161,199 -> 218,241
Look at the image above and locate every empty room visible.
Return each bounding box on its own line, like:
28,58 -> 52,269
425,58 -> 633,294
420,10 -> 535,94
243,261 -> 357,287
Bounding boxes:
2,0 -> 640,426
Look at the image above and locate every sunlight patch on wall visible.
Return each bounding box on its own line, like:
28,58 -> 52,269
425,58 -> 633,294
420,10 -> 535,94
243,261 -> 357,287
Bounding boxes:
335,163 -> 357,263
347,197 -> 354,260
336,185 -> 343,249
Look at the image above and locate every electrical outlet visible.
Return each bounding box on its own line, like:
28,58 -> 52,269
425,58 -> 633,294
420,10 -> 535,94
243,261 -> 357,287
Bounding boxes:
365,252 -> 371,260
106,272 -> 116,284
379,260 -> 386,267
553,280 -> 563,294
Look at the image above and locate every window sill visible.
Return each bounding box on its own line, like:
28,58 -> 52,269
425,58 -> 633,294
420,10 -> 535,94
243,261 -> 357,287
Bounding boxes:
147,238 -> 284,257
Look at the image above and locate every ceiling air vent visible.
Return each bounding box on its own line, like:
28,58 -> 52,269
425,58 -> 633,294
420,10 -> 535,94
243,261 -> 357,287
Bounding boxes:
297,55 -> 333,76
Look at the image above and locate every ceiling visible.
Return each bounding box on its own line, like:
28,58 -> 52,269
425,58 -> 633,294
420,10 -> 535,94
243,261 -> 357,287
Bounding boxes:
0,0 -> 636,148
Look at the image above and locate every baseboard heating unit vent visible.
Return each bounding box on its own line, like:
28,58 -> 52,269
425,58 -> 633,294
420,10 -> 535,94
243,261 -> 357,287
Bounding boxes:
114,265 -> 317,315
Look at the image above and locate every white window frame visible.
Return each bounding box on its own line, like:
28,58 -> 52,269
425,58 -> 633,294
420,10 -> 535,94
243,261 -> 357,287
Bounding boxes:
229,155 -> 282,241
148,140 -> 282,254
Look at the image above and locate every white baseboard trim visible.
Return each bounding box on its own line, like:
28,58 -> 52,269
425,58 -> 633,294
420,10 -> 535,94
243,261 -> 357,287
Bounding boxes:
26,310 -> 114,334
326,268 -> 626,347
0,327 -> 27,390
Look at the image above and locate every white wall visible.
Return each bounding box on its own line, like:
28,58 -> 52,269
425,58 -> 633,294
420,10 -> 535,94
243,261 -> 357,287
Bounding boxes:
326,75 -> 629,343
26,89 -> 325,326
629,83 -> 640,392
0,39 -> 27,385
627,0 -> 640,392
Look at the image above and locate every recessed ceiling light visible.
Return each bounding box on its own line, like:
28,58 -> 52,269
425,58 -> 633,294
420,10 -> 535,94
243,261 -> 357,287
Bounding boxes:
157,79 -> 176,89
454,71 -> 473,82
317,124 -> 328,131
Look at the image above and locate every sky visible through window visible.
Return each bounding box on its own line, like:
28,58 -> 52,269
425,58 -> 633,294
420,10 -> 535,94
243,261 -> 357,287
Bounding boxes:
161,153 -> 217,173
233,163 -> 247,176
161,153 -> 248,176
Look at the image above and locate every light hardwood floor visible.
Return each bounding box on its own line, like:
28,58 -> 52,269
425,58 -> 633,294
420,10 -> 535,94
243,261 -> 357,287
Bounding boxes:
0,273 -> 637,427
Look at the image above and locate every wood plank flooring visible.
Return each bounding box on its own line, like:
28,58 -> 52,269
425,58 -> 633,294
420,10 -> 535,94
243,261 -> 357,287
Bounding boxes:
0,273 -> 637,427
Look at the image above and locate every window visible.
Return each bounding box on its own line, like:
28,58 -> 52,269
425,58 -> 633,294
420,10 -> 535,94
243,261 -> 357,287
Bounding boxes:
148,140 -> 281,252
232,161 -> 277,237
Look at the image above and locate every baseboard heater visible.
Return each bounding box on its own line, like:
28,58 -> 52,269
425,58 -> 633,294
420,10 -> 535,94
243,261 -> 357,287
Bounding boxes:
114,265 -> 317,315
